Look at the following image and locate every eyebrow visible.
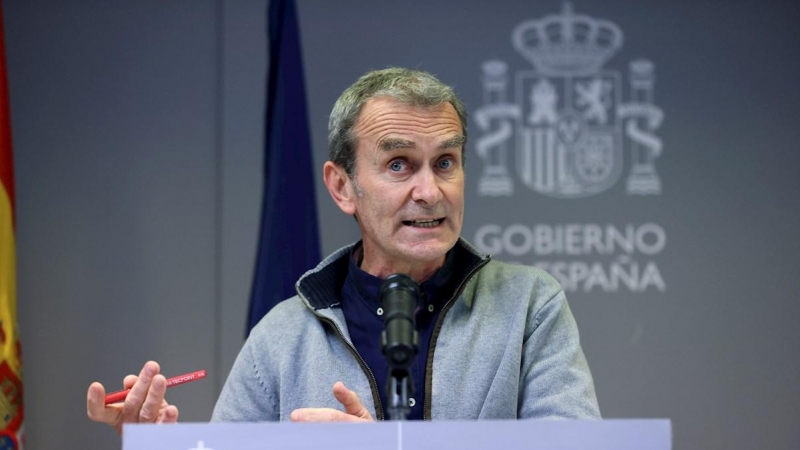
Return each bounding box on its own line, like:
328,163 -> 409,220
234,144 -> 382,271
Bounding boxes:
379,138 -> 415,151
378,135 -> 467,152
438,135 -> 467,150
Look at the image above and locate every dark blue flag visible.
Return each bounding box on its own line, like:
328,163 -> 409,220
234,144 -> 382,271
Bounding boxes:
247,0 -> 321,335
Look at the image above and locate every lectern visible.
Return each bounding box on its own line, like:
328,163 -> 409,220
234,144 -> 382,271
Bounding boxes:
123,419 -> 671,450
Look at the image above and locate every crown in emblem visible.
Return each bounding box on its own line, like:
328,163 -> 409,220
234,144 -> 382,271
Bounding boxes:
512,3 -> 623,76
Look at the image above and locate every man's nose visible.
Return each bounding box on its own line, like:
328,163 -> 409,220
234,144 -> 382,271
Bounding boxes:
410,167 -> 444,205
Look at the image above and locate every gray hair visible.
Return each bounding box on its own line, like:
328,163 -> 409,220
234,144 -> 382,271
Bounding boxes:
328,67 -> 468,178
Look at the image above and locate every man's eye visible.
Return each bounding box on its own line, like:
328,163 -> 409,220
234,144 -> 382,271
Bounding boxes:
438,159 -> 453,170
390,161 -> 405,172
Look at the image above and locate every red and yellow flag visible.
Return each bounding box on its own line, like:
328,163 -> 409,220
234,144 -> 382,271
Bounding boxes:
0,3 -> 24,448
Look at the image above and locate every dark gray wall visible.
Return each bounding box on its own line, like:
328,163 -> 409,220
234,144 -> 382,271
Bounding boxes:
6,2 -> 225,449
5,1 -> 799,450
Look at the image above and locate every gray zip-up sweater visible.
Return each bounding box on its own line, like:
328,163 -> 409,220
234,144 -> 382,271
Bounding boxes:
212,239 -> 600,421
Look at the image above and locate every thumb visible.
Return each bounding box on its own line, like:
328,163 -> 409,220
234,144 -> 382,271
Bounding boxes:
332,382 -> 372,420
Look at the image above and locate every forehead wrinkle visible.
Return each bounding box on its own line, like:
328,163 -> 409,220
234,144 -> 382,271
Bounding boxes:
362,119 -> 462,140
358,114 -> 458,135
355,102 -> 459,132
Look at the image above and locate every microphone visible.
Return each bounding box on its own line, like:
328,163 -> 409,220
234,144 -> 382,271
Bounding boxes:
379,273 -> 420,371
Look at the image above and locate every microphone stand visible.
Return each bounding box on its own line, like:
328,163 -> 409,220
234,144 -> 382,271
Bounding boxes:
386,369 -> 413,421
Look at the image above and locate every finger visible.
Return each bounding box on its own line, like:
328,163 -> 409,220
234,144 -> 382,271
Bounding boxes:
139,374 -> 167,422
290,408 -> 369,423
121,361 -> 160,422
87,382 -> 121,424
160,404 -> 179,423
332,382 -> 372,420
123,375 -> 138,389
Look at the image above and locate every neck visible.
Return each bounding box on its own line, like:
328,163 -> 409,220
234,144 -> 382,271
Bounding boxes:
356,246 -> 445,283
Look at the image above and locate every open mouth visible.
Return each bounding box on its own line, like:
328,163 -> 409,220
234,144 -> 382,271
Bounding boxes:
402,218 -> 445,228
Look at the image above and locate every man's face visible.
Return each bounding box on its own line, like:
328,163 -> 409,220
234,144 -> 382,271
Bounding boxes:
347,98 -> 465,277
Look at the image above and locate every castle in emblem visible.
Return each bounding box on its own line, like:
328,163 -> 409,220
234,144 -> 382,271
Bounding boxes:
475,3 -> 664,198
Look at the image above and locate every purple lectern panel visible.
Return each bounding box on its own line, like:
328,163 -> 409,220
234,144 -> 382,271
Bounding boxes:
123,419 -> 670,450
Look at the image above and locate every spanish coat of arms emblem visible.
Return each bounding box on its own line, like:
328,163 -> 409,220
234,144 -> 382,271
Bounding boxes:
475,3 -> 664,198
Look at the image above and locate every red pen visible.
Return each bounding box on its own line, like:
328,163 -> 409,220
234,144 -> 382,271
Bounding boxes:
104,369 -> 207,405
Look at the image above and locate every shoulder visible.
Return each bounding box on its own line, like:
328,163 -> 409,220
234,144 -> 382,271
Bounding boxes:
472,259 -> 563,303
246,296 -> 315,346
456,236 -> 561,298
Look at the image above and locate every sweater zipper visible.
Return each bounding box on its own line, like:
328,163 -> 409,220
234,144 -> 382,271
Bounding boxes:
317,315 -> 386,421
422,257 -> 491,420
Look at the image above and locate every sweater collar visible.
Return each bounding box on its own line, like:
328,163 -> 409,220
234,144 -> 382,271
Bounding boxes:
346,242 -> 458,309
297,238 -> 489,311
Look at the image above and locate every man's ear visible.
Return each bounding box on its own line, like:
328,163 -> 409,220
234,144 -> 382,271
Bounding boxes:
323,161 -> 357,215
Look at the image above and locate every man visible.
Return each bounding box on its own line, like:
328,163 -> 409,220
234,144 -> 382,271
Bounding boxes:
87,68 -> 599,430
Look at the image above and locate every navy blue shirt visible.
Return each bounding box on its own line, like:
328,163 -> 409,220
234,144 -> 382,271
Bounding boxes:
340,245 -> 458,420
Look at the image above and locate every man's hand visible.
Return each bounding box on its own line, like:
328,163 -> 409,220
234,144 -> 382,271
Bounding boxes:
290,382 -> 374,422
86,361 -> 179,435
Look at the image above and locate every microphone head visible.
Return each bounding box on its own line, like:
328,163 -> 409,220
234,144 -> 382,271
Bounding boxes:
379,273 -> 420,302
